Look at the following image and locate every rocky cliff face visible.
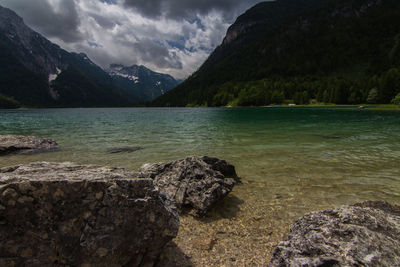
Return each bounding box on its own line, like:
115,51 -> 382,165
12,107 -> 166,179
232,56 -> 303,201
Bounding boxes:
0,6 -> 65,80
221,0 -> 317,46
199,0 -> 325,71
216,0 -> 385,64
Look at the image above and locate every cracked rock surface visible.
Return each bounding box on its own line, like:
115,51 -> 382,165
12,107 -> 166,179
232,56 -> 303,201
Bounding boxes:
0,135 -> 58,156
138,156 -> 239,217
268,201 -> 400,267
0,162 -> 179,267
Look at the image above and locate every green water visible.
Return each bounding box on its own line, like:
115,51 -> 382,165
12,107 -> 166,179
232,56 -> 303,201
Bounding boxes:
1,107 -> 400,217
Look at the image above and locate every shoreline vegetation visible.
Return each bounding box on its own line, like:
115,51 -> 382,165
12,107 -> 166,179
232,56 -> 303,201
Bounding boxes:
2,101 -> 400,110
178,73 -> 400,109
190,103 -> 400,110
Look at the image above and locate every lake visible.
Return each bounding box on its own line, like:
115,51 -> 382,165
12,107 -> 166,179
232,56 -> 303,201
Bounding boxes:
1,107 -> 399,264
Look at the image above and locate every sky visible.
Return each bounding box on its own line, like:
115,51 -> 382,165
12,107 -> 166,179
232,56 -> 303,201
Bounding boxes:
0,0 -> 264,79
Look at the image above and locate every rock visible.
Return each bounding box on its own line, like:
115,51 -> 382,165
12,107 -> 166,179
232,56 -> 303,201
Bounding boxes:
138,156 -> 239,217
0,135 -> 58,156
0,162 -> 179,267
268,201 -> 400,267
106,146 -> 143,154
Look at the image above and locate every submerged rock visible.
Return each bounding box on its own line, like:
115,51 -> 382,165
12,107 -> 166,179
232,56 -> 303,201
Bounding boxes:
0,162 -> 179,267
0,135 -> 58,156
268,201 -> 400,267
138,156 -> 239,217
106,146 -> 143,154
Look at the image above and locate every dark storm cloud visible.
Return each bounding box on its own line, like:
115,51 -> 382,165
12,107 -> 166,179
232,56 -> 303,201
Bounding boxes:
1,0 -> 82,42
124,0 -> 164,18
100,0 -> 118,4
134,38 -> 183,69
123,0 -> 260,20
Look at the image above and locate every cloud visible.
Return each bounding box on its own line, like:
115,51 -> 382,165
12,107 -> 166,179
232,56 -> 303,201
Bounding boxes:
133,39 -> 183,69
0,0 -> 263,79
1,0 -> 82,42
123,0 -> 260,21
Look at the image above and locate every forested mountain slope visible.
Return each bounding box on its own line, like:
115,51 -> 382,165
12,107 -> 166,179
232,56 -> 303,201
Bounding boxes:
153,0 -> 400,107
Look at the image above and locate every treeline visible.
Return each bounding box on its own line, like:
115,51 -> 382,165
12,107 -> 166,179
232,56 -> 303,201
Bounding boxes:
189,67 -> 400,107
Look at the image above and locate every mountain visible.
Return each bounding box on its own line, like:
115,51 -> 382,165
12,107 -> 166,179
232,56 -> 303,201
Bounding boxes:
108,64 -> 180,102
199,0 -> 325,74
0,5 -> 139,108
153,0 -> 400,107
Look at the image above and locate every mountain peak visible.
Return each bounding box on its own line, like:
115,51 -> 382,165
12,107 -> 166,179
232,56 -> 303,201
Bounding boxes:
0,5 -> 23,25
109,64 -> 176,79
107,63 -> 179,101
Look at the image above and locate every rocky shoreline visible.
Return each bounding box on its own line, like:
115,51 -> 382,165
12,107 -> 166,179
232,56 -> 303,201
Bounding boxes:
0,144 -> 241,266
1,135 -> 400,266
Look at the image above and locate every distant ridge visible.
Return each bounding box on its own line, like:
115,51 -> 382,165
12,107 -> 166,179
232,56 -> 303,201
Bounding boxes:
108,64 -> 180,102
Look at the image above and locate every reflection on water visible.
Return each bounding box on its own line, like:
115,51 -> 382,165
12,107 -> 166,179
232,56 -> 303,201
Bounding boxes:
1,107 -> 400,210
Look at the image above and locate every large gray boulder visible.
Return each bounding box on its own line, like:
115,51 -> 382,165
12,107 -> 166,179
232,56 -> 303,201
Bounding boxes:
138,156 -> 239,217
0,162 -> 179,267
0,135 -> 58,156
268,201 -> 400,267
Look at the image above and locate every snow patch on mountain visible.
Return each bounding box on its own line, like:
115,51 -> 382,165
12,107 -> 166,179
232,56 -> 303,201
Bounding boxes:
48,68 -> 61,82
110,72 -> 140,83
107,63 -> 179,101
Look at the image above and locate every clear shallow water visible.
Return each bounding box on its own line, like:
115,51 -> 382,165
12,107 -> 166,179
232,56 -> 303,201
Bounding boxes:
1,107 -> 400,215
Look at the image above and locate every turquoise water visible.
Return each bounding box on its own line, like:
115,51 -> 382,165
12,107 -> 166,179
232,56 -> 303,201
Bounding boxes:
1,107 -> 400,216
